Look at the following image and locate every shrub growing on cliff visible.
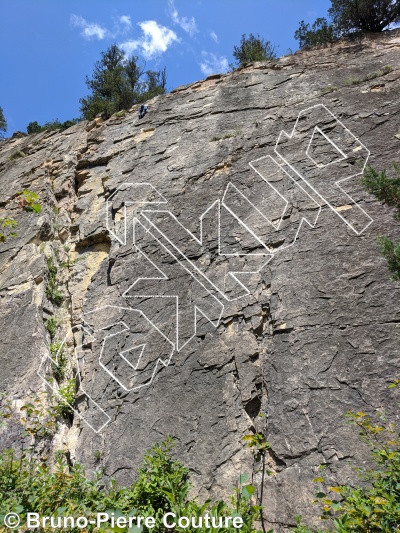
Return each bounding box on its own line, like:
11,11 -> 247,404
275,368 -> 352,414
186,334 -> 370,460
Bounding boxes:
232,33 -> 276,67
361,163 -> 400,281
26,118 -> 80,134
80,44 -> 167,120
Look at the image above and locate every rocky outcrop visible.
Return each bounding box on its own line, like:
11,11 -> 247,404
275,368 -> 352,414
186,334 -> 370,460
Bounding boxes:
1,30 -> 399,531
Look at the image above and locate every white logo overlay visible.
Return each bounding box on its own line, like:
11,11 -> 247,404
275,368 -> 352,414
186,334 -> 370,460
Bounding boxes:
38,104 -> 373,433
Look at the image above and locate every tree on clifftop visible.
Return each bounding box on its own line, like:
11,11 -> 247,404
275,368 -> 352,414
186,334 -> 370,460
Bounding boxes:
295,0 -> 400,49
329,0 -> 400,33
232,33 -> 276,67
80,44 -> 167,120
0,106 -> 7,138
294,18 -> 338,49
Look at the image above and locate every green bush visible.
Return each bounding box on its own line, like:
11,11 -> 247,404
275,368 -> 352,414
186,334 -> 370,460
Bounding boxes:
232,33 -> 276,67
361,163 -> 400,281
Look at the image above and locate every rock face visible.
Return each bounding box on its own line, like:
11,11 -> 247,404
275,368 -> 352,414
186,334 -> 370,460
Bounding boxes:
1,31 -> 400,531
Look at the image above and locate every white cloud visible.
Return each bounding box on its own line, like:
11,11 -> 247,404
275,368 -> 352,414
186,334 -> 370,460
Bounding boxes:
70,14 -> 107,40
169,0 -> 197,36
210,31 -> 218,43
119,15 -> 132,28
121,21 -> 179,59
199,52 -> 229,76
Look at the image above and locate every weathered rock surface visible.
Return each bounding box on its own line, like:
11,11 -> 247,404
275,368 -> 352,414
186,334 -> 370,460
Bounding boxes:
1,30 -> 400,531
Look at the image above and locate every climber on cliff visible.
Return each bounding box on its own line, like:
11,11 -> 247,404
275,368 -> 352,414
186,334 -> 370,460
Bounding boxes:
138,104 -> 148,119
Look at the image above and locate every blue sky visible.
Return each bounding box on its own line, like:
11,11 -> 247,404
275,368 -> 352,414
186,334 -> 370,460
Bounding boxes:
0,0 -> 332,135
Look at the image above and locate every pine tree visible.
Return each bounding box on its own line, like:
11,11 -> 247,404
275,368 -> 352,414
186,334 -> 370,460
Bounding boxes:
80,45 -> 167,120
0,106 -> 7,138
294,18 -> 338,49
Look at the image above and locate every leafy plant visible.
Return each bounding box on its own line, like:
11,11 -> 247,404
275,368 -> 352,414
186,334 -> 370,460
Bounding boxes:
50,341 -> 68,382
16,189 -> 42,213
0,216 -> 17,242
45,257 -> 64,306
53,379 -> 76,418
243,432 -> 271,462
19,394 -> 58,443
46,316 -> 58,340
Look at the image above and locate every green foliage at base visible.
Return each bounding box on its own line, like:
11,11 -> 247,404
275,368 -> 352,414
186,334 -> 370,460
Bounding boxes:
361,163 -> 400,281
293,384 -> 400,532
0,438 -> 261,533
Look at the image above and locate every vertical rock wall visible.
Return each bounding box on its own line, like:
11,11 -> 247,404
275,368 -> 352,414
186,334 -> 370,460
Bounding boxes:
0,31 -> 399,530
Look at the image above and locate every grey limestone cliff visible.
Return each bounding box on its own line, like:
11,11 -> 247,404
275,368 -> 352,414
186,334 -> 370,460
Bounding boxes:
1,30 -> 400,531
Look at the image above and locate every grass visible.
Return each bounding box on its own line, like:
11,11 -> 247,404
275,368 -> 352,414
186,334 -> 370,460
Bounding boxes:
9,150 -> 26,161
211,129 -> 242,142
345,65 -> 393,86
320,85 -> 337,95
